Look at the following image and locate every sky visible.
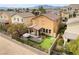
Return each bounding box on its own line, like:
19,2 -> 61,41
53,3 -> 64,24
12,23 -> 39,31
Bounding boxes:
0,4 -> 69,8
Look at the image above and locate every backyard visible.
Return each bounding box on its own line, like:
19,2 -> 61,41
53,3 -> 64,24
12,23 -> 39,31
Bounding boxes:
40,36 -> 55,50
20,36 -> 56,53
0,23 -> 56,53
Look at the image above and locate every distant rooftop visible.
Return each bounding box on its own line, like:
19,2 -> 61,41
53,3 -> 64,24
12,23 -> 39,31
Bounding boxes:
67,16 -> 79,25
11,12 -> 35,18
43,10 -> 60,21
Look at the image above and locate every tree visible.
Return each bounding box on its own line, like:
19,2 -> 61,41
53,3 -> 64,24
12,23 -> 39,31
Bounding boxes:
32,9 -> 37,14
57,39 -> 64,46
38,6 -> 46,14
23,8 -> 25,11
57,23 -> 67,35
26,8 -> 29,12
56,10 -> 68,37
7,9 -> 14,11
0,23 -> 10,32
69,14 -> 72,18
73,12 -> 76,17
32,9 -> 40,16
66,37 -> 79,55
7,24 -> 27,39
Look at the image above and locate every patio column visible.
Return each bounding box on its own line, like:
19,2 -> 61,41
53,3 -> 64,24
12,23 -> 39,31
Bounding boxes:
28,29 -> 31,33
36,30 -> 39,36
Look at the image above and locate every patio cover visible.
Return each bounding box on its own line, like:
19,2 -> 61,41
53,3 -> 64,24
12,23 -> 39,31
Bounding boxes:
29,25 -> 42,30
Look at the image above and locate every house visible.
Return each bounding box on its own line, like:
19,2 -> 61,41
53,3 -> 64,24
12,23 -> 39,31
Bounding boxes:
27,13 -> 60,37
66,16 -> 79,25
11,12 -> 35,26
63,16 -> 79,46
61,11 -> 69,19
0,11 -> 15,24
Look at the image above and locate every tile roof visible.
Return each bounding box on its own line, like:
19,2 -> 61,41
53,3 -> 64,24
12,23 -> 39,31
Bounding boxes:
0,11 -> 16,16
29,24 -> 42,30
63,32 -> 79,40
64,23 -> 79,40
67,16 -> 79,24
43,11 -> 60,21
12,12 -> 35,18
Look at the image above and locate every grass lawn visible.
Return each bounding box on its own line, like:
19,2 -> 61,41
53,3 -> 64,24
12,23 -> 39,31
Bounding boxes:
40,36 -> 56,50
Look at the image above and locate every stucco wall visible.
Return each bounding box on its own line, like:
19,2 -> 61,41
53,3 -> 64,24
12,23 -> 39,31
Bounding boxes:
11,15 -> 24,24
0,13 -> 11,23
24,17 -> 34,27
31,16 -> 58,36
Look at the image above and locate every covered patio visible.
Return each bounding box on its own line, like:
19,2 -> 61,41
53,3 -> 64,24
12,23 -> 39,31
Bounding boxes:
28,24 -> 43,37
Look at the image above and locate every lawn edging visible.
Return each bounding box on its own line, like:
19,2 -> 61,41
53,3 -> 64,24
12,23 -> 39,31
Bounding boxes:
48,34 -> 60,55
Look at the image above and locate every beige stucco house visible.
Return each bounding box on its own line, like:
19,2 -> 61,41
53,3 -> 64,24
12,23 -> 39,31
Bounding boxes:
0,11 -> 60,37
0,11 -> 15,24
11,12 -> 35,26
61,11 -> 69,19
27,13 -> 60,37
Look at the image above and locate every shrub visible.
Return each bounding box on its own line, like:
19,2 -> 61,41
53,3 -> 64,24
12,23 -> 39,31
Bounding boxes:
56,45 -> 64,53
65,37 -> 79,55
57,39 -> 64,46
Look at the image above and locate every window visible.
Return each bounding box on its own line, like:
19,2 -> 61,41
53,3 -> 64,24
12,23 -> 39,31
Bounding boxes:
49,30 -> 51,33
43,28 -> 45,32
46,29 -> 48,33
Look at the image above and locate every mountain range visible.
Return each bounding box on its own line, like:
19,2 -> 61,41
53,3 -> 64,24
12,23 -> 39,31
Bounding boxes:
31,5 -> 65,9
0,5 -> 67,9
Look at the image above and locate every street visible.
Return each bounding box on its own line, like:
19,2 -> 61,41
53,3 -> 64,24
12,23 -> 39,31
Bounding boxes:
0,33 -> 47,55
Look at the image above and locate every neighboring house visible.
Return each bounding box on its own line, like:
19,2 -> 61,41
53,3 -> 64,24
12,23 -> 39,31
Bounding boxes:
66,16 -> 79,25
61,11 -> 69,19
63,23 -> 79,46
0,11 -> 15,24
75,9 -> 79,16
11,12 -> 35,26
63,17 -> 79,45
27,13 -> 60,37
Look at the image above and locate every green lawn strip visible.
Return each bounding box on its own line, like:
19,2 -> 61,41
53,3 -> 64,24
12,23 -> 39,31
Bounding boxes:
40,37 -> 56,50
